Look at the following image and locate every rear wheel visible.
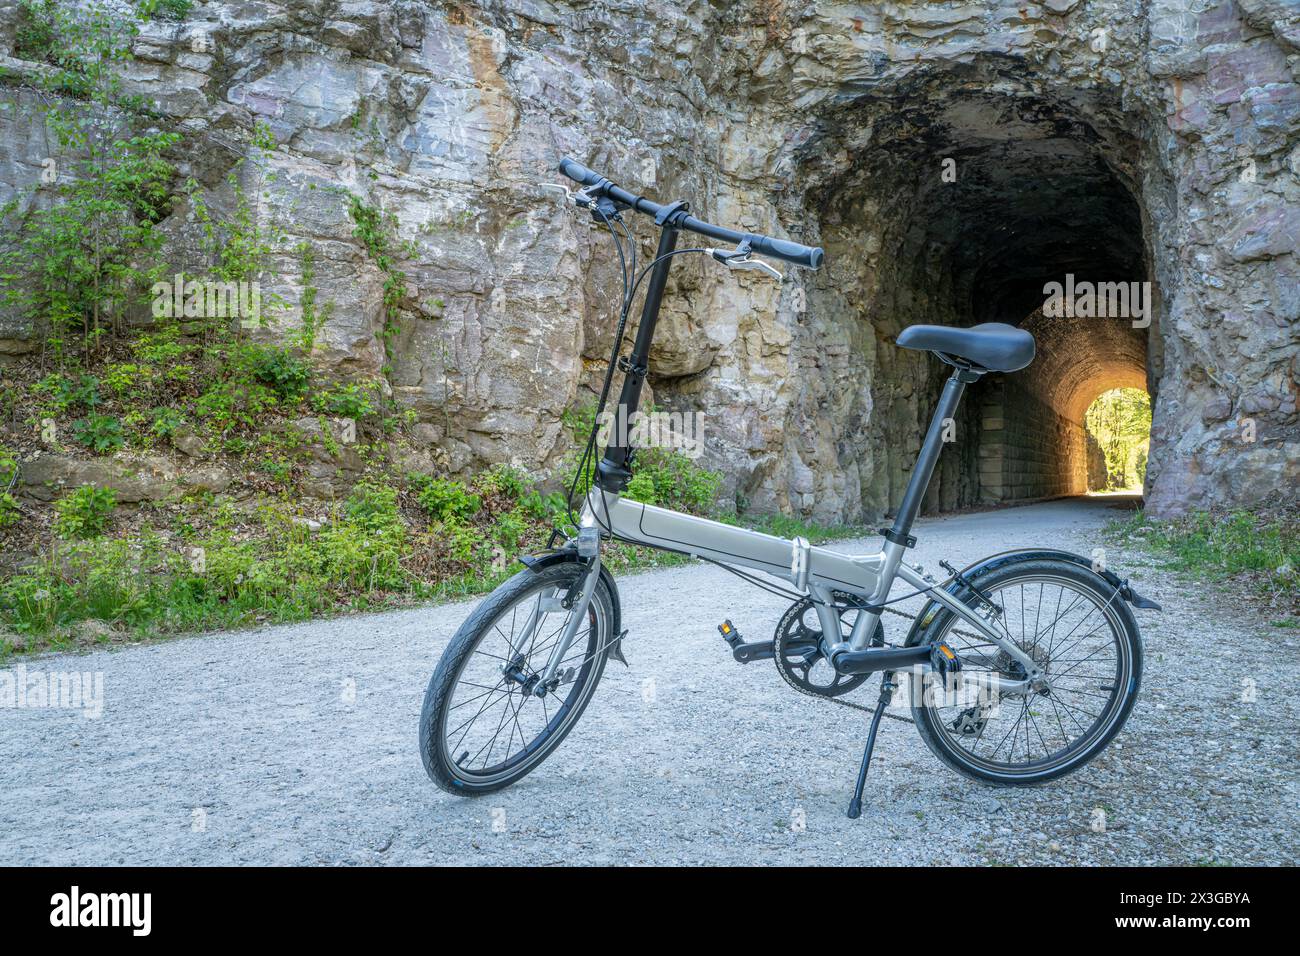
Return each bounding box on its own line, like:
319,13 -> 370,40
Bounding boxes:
420,562 -> 615,794
909,558 -> 1142,785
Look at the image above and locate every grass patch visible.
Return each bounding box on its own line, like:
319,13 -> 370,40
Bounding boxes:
1106,507 -> 1298,610
0,464 -> 869,658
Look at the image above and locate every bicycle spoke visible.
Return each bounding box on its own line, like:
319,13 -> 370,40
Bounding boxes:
928,570 -> 1127,775
441,574 -> 609,781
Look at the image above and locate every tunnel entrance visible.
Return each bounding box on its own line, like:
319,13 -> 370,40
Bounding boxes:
1084,388 -> 1153,494
798,62 -> 1161,519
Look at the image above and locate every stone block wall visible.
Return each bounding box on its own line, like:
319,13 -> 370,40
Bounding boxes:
979,378 -> 1089,503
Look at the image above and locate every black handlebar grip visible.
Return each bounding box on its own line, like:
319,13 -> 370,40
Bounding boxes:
749,235 -> 825,270
558,157 -> 604,187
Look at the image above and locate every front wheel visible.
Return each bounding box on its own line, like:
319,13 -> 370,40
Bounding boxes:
420,562 -> 615,795
909,557 -> 1143,785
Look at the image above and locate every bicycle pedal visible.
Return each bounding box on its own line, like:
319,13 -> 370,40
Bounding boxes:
718,620 -> 773,664
929,641 -> 962,682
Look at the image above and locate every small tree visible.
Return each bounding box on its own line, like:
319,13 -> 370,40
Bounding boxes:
0,0 -> 179,361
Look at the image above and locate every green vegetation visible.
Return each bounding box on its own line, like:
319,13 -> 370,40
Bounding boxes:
1,368 -> 870,652
0,448 -> 866,655
1085,388 -> 1151,491
138,0 -> 192,21
2,0 -> 178,358
1108,508 -> 1298,609
0,2 -> 871,657
346,194 -> 413,372
0,445 -> 20,530
72,413 -> 125,453
53,486 -> 117,539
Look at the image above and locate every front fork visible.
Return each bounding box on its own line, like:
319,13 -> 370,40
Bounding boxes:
511,519 -> 603,696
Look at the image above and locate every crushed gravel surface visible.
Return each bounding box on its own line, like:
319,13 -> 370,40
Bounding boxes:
2,497 -> 1295,865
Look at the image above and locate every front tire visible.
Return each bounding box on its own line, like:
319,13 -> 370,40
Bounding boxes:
420,562 -> 615,795
908,557 -> 1143,785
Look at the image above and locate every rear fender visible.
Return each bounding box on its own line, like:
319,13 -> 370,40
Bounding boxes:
902,548 -> 1160,647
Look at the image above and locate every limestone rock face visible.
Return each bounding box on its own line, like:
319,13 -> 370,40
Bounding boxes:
1,0 -> 1295,518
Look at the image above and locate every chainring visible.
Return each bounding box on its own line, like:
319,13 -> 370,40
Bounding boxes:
772,592 -> 885,699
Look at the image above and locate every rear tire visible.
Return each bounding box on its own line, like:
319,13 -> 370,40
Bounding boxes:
908,557 -> 1143,786
420,563 -> 615,795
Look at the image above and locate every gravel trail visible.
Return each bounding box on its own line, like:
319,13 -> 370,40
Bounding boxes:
2,497 -> 1295,865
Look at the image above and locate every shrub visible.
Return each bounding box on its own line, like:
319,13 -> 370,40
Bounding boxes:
248,346 -> 311,401
625,472 -> 656,505
72,413 -> 125,453
102,363 -> 147,396
149,406 -> 184,438
413,475 -> 480,523
13,0 -> 58,63
54,485 -> 116,539
520,488 -> 566,523
490,509 -> 529,552
623,447 -> 720,513
343,480 -> 402,533
0,445 -> 19,530
140,0 -> 192,20
445,522 -> 487,563
312,382 -> 378,418
0,493 -> 19,530
34,373 -> 100,412
475,463 -> 528,502
193,378 -> 278,432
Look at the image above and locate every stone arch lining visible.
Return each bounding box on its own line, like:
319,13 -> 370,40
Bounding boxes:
976,312 -> 1150,502
782,59 -> 1159,516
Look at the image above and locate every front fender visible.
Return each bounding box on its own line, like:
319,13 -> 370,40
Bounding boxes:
518,550 -> 627,664
902,547 -> 1160,647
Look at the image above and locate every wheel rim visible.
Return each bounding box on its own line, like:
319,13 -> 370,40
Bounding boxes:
438,580 -> 607,785
922,573 -> 1131,777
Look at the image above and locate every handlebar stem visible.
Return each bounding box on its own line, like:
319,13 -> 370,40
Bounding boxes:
594,223 -> 680,493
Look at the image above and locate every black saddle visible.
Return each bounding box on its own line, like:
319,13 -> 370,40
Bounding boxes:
895,322 -> 1035,373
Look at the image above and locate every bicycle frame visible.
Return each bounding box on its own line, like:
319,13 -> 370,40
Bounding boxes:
530,215 -> 1044,696
575,488 -> 1038,696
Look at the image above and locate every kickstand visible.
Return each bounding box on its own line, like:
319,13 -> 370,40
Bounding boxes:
846,672 -> 897,820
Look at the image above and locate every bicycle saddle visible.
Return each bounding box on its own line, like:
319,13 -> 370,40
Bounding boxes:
895,322 -> 1035,373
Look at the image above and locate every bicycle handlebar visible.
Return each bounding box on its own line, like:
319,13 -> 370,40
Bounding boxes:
558,157 -> 824,270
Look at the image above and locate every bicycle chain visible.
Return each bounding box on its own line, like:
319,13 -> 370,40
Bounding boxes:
773,604 -> 919,723
557,594 -> 991,730
770,603 -> 996,725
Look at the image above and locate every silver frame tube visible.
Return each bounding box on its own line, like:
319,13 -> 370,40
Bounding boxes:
584,488 -> 1042,679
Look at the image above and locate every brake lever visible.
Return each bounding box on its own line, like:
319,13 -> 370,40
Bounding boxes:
542,183 -> 621,223
707,248 -> 783,281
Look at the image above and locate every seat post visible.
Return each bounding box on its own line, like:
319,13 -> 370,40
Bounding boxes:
886,366 -> 981,545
